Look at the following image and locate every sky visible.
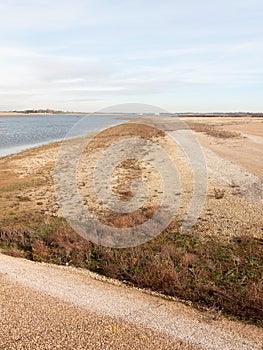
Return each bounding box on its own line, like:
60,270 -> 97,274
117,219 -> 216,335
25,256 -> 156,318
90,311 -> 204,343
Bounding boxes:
0,0 -> 262,112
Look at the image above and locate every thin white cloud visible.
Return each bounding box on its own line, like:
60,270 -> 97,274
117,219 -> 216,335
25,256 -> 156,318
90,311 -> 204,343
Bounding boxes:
0,0 -> 94,32
0,0 -> 262,111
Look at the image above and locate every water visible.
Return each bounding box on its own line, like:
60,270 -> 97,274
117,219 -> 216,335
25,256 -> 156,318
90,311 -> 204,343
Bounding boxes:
0,114 -> 124,157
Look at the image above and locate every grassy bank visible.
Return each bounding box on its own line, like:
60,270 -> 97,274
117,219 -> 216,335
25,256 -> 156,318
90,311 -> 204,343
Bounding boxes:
0,214 -> 262,327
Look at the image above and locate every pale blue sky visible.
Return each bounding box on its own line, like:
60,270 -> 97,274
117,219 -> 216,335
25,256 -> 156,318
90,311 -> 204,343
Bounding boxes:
0,0 -> 262,112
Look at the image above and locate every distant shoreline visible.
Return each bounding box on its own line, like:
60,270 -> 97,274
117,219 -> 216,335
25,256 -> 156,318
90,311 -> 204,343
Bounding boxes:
0,112 -> 145,119
1,111 -> 262,118
0,112 -> 120,117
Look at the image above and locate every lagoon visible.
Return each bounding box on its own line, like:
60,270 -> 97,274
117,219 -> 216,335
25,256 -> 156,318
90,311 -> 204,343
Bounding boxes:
0,114 -> 123,157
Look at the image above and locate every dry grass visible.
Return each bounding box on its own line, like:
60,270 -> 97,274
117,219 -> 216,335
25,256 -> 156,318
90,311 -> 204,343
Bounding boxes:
0,214 -> 262,327
188,122 -> 241,139
214,188 -> 226,199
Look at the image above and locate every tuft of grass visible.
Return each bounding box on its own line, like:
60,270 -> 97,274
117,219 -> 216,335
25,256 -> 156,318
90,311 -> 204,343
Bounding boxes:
214,188 -> 226,199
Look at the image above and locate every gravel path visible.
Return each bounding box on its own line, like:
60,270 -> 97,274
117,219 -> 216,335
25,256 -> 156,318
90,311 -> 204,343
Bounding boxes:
0,276 -> 187,350
0,254 -> 262,350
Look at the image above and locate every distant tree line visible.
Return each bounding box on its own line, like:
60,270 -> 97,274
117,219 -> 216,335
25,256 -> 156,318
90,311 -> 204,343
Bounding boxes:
14,109 -> 65,114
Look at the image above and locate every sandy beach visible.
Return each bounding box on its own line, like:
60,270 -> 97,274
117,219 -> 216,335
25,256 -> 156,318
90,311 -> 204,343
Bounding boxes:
0,115 -> 262,348
1,116 -> 262,238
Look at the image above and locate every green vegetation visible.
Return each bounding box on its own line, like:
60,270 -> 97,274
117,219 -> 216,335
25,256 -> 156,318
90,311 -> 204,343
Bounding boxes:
0,179 -> 43,193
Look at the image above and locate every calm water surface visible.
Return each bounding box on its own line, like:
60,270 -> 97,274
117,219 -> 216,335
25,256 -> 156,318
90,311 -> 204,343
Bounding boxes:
0,114 -> 124,157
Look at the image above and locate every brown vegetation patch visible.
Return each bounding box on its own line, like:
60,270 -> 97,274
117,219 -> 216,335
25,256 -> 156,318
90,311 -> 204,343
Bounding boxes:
188,122 -> 241,138
83,122 -> 165,155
